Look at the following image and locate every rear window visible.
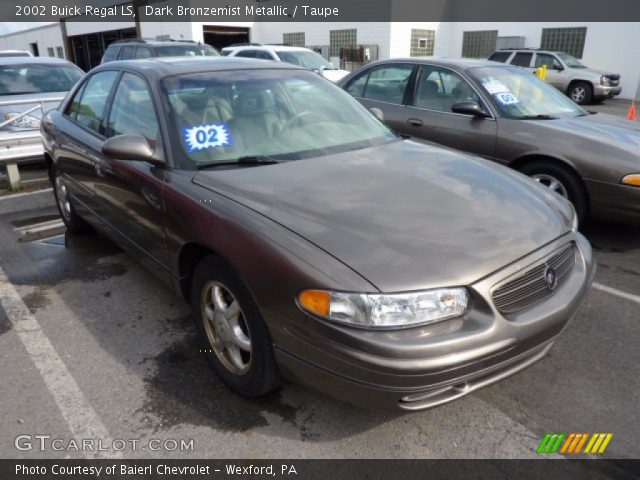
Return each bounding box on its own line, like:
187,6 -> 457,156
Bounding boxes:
488,51 -> 511,63
0,63 -> 83,95
510,52 -> 533,67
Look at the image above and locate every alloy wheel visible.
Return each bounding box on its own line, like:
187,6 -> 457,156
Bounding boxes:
201,281 -> 252,375
532,173 -> 569,198
54,174 -> 71,221
570,87 -> 586,103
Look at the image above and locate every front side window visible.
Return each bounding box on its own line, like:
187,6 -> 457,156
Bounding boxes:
535,53 -> 562,69
361,65 -> 413,105
469,66 -> 586,120
0,63 -> 83,95
72,71 -> 119,134
134,47 -> 153,59
162,69 -> 396,169
413,66 -> 481,112
106,73 -> 159,144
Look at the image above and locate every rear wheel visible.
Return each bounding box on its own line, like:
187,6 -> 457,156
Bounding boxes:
568,81 -> 592,105
52,166 -> 89,233
519,160 -> 588,223
191,256 -> 282,397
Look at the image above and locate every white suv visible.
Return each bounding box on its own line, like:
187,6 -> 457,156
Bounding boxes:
221,44 -> 350,83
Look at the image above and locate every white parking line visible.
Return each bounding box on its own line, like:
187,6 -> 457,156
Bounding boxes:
0,265 -> 122,459
0,188 -> 52,201
592,282 -> 640,305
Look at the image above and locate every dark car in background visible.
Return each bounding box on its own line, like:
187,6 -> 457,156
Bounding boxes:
101,39 -> 219,64
0,57 -> 83,163
340,58 -> 640,223
41,57 -> 594,411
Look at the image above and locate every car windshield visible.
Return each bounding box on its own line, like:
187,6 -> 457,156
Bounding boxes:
556,52 -> 587,68
162,69 -> 396,168
277,51 -> 336,70
469,66 -> 587,119
155,45 -> 219,57
0,63 -> 83,95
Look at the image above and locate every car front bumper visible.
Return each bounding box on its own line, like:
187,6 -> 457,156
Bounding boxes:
593,84 -> 622,98
586,177 -> 640,222
270,233 -> 595,411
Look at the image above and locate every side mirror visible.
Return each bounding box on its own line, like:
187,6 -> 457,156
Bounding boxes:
552,64 -> 564,71
370,107 -> 385,122
101,134 -> 162,165
451,101 -> 489,118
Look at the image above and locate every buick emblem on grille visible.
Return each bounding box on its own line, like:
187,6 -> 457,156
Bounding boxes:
544,267 -> 558,290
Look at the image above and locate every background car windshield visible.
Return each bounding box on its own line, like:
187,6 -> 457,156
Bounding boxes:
162,69 -> 395,167
469,66 -> 586,119
155,45 -> 219,57
277,51 -> 336,70
0,64 -> 82,95
556,52 -> 586,68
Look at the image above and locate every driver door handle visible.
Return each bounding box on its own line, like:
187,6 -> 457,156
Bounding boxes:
407,118 -> 423,127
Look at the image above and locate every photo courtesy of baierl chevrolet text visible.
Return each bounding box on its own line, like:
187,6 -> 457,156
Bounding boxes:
0,0 -> 638,479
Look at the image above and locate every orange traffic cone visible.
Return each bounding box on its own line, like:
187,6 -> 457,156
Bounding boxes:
628,100 -> 637,121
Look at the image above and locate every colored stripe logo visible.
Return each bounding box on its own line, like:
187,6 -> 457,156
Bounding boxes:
537,433 -> 613,454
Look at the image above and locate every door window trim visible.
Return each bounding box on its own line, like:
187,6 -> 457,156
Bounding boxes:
409,63 -> 496,120
63,69 -> 123,140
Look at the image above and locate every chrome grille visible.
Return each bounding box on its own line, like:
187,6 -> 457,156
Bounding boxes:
492,245 -> 576,314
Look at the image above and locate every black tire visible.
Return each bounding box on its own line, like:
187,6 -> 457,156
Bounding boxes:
52,165 -> 90,233
568,81 -> 593,105
519,160 -> 589,223
191,255 -> 282,397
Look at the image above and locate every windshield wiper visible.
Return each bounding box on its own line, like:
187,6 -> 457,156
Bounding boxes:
519,114 -> 558,120
197,155 -> 287,169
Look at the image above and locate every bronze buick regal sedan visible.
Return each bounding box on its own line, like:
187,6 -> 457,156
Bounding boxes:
340,58 -> 640,223
41,57 -> 595,411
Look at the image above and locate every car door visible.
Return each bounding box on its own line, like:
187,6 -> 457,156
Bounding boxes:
95,71 -> 169,277
533,53 -> 566,90
402,65 -> 497,158
343,63 -> 415,135
56,70 -> 120,221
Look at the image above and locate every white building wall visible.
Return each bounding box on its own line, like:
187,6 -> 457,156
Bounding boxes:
0,24 -> 65,58
389,22 -> 440,57
253,22 -> 392,62
140,22 -> 195,41
440,22 -> 640,99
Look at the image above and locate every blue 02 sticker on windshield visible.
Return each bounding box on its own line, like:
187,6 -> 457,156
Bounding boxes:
183,123 -> 232,152
493,91 -> 520,106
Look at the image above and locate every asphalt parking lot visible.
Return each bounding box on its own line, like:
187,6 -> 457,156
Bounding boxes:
0,99 -> 639,464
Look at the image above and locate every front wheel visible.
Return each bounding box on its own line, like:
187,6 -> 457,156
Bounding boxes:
568,82 -> 593,105
191,256 -> 282,397
519,160 -> 588,223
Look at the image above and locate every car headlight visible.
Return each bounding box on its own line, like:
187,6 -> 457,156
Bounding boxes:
297,287 -> 469,329
600,75 -> 611,86
4,112 -> 40,129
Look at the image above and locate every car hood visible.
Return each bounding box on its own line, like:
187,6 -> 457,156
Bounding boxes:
531,113 -> 640,151
320,69 -> 351,82
193,141 -> 571,292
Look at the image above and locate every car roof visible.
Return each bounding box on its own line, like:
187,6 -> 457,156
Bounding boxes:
223,45 -> 311,52
110,40 -> 203,47
0,56 -> 74,66
91,56 -> 305,79
363,57 -> 511,71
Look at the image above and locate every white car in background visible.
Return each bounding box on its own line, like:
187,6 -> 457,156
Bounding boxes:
0,50 -> 33,58
222,44 -> 350,82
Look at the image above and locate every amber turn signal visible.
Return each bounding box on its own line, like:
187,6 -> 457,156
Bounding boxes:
298,290 -> 331,317
621,174 -> 640,187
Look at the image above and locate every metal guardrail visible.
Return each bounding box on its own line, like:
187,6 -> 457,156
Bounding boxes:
0,96 -> 64,191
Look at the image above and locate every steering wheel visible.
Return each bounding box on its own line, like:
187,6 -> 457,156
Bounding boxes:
280,110 -> 323,132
